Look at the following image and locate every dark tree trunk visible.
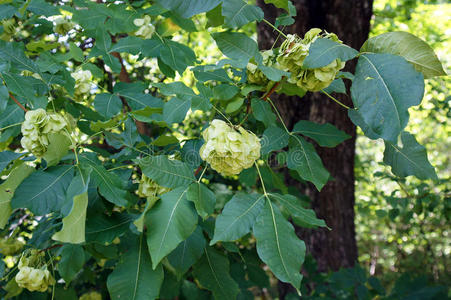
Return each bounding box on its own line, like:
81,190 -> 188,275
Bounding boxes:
257,0 -> 373,296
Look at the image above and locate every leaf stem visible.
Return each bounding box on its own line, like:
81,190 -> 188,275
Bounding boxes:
9,93 -> 28,112
262,19 -> 288,39
197,165 -> 208,183
255,162 -> 267,196
320,89 -> 352,110
267,98 -> 290,134
262,81 -> 281,101
212,105 -> 233,125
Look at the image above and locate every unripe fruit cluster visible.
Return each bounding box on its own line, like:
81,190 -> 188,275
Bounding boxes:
247,50 -> 276,87
71,69 -> 93,97
15,250 -> 55,292
53,16 -> 74,35
137,174 -> 170,200
21,109 -> 72,158
79,291 -> 102,300
133,15 -> 155,39
277,28 -> 345,91
199,119 -> 261,176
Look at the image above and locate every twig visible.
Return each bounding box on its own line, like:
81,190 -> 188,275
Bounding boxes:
262,81 -> 281,101
9,93 -> 28,112
39,244 -> 62,253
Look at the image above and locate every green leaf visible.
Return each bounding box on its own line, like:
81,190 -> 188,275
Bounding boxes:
187,182 -> 216,219
119,92 -> 163,111
293,120 -> 351,148
94,93 -> 123,118
52,167 -> 91,244
350,53 -> 424,142
251,98 -> 276,127
268,193 -> 326,228
194,69 -> 232,83
253,200 -> 305,292
287,135 -> 329,191
222,0 -> 264,28
11,165 -> 74,215
323,78 -> 346,94
58,244 -> 86,284
0,41 -> 40,73
258,65 -> 290,81
206,4 -> 224,27
261,126 -> 290,154
107,235 -> 164,300
81,156 -> 129,207
109,36 -> 143,55
145,186 -> 198,269
383,131 -> 437,180
361,31 -> 446,79
264,0 -> 291,12
210,193 -> 265,245
192,247 -> 240,300
0,163 -> 34,229
167,226 -> 206,277
0,5 -> 16,20
27,0 -> 59,16
43,133 -> 72,167
160,40 -> 196,74
0,151 -> 23,173
138,155 -> 196,189
212,31 -> 260,64
163,97 -> 191,124
155,0 -> 222,18
303,38 -> 358,69
86,213 -> 132,244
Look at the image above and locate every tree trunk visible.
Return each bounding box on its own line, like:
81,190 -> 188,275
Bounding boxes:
257,0 -> 373,295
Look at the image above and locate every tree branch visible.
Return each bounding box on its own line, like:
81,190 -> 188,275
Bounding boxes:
9,93 -> 27,112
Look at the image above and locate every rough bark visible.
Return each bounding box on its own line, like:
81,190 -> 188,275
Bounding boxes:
257,0 -> 373,294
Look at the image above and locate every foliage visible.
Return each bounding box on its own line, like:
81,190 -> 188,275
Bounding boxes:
355,0 -> 451,290
0,0 -> 446,299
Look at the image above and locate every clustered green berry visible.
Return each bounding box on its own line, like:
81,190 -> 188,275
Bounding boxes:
15,250 -> 55,292
277,28 -> 345,91
71,69 -> 92,97
79,291 -> 102,300
199,119 -> 261,176
246,50 -> 276,87
133,15 -> 155,39
0,237 -> 24,256
53,16 -> 74,35
137,174 -> 170,200
21,108 -> 73,158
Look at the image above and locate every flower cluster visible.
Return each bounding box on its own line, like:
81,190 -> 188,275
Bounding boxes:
133,15 -> 155,39
137,174 -> 170,200
0,237 -> 24,256
15,250 -> 55,292
277,28 -> 345,91
53,16 -> 74,35
199,119 -> 261,176
21,109 -> 72,158
246,50 -> 275,87
71,69 -> 92,97
79,291 -> 102,300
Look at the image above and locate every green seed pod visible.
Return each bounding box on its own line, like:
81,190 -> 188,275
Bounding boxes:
15,249 -> 54,292
71,69 -> 93,98
199,119 -> 261,176
277,28 -> 345,92
133,15 -> 155,39
53,16 -> 74,35
246,50 -> 275,87
20,109 -> 72,158
79,291 -> 102,300
137,174 -> 171,200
